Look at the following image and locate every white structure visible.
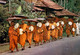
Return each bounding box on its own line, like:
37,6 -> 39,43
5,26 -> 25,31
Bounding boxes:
76,22 -> 79,35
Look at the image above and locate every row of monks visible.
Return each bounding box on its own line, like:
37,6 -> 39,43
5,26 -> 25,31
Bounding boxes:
8,18 -> 78,52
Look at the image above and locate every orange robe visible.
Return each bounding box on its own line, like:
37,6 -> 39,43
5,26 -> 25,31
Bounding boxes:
19,24 -> 28,47
46,26 -> 51,41
43,24 -> 50,42
54,22 -> 58,39
33,26 -> 40,43
51,22 -> 58,39
71,23 -> 76,36
26,25 -> 34,47
38,27 -> 44,44
58,24 -> 63,38
66,25 -> 71,36
55,27 -> 58,39
8,26 -> 18,51
66,23 -> 73,37
49,23 -> 53,36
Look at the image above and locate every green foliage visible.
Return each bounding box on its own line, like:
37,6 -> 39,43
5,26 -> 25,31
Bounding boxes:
21,2 -> 46,19
0,22 -> 9,43
52,0 -> 80,14
0,4 -> 9,43
16,6 -> 22,14
0,4 -> 9,20
9,0 -> 46,18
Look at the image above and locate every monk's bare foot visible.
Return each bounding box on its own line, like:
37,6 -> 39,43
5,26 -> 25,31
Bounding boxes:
28,46 -> 31,48
21,48 -> 24,51
40,43 -> 43,45
76,34 -> 78,36
43,41 -> 46,44
67,35 -> 69,37
21,47 -> 25,51
11,51 -> 13,53
61,37 -> 63,39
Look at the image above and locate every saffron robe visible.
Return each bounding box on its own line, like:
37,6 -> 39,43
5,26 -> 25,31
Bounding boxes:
33,26 -> 40,43
26,25 -> 34,46
19,24 -> 28,47
8,26 -> 18,51
71,23 -> 76,36
43,24 -> 50,42
58,24 -> 63,37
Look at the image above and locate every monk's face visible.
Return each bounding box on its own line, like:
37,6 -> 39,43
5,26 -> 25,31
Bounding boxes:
51,21 -> 53,23
28,22 -> 31,25
43,20 -> 46,24
22,21 -> 24,24
11,22 -> 14,26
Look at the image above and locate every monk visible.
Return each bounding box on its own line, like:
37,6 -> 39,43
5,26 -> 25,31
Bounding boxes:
66,24 -> 71,37
51,21 -> 58,40
14,23 -> 20,42
71,23 -> 76,37
26,22 -> 34,48
43,21 -> 50,43
58,22 -> 63,39
50,21 -> 56,40
66,21 -> 73,37
37,22 -> 44,45
19,20 -> 28,50
8,21 -> 18,52
33,22 -> 40,46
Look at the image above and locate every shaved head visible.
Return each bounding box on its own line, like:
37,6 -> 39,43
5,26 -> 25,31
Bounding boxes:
22,20 -> 24,24
11,21 -> 14,26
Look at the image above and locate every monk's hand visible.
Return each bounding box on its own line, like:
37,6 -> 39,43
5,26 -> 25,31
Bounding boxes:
40,30 -> 43,33
42,30 -> 43,32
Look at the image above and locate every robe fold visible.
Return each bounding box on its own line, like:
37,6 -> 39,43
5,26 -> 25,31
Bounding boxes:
66,25 -> 71,36
33,26 -> 40,43
58,24 -> 63,38
26,25 -> 34,46
38,27 -> 44,43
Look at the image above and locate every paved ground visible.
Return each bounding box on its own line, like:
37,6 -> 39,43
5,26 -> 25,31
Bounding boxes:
1,36 -> 80,55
